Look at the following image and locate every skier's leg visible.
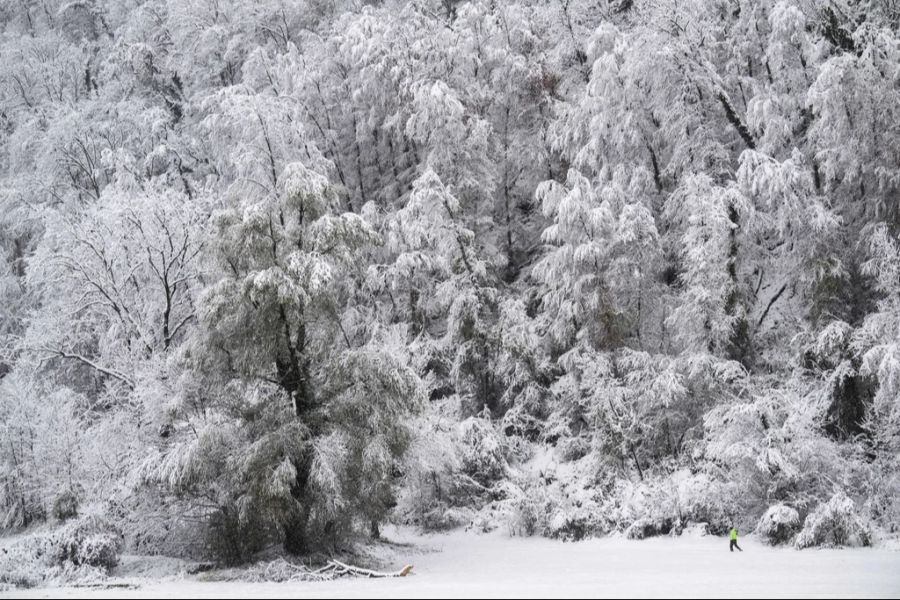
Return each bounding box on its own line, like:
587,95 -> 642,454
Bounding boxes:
730,540 -> 734,552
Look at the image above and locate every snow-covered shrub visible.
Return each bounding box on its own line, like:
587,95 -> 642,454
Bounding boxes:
509,495 -> 544,537
506,481 -> 550,537
52,490 -> 79,522
458,414 -> 508,486
396,402 -> 492,531
626,516 -> 675,540
614,472 -> 733,538
546,501 -> 604,541
616,480 -> 677,540
503,468 -> 606,541
558,436 -> 590,462
0,539 -> 44,589
500,397 -> 547,448
0,377 -> 86,531
108,488 -> 209,560
680,522 -> 710,537
431,507 -> 478,531
400,471 -> 484,531
796,493 -> 871,549
0,516 -> 121,589
51,514 -> 124,570
667,471 -> 734,534
756,504 -> 801,545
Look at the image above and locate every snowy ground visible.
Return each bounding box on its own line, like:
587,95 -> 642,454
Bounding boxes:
3,529 -> 899,599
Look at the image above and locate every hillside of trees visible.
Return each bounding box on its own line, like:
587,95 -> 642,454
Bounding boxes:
1,0 -> 898,567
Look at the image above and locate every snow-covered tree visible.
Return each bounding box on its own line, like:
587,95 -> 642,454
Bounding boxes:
664,173 -> 750,359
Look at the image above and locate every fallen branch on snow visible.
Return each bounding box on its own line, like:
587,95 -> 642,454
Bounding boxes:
324,559 -> 414,578
248,557 -> 413,583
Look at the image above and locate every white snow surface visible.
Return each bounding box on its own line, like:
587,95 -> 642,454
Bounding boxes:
3,528 -> 899,599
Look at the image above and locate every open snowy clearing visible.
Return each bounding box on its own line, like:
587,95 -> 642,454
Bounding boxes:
3,530 -> 899,599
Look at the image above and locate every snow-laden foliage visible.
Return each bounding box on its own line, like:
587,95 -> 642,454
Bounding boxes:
0,513 -> 122,589
796,492 -> 872,549
1,0 -> 899,570
756,504 -> 801,545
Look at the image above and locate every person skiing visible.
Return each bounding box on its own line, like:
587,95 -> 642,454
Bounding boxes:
729,526 -> 743,552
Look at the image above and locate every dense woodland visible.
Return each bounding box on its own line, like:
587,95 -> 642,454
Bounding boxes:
1,0 -> 899,566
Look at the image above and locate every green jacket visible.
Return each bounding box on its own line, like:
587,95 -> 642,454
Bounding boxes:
729,528 -> 738,540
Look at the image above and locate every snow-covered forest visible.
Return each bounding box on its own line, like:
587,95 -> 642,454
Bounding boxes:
1,0 -> 899,590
